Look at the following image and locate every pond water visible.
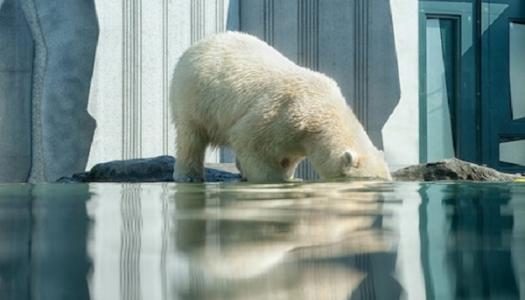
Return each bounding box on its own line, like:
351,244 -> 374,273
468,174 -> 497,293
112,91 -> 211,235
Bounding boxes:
0,181 -> 524,300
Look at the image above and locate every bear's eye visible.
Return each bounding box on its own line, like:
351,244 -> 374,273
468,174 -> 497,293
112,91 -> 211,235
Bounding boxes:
280,158 -> 290,168
354,159 -> 360,168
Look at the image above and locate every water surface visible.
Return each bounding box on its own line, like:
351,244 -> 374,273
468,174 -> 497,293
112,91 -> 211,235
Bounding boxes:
0,181 -> 523,299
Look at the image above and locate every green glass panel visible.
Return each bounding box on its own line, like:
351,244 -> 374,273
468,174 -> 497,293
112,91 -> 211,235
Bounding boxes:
425,18 -> 457,162
509,22 -> 525,120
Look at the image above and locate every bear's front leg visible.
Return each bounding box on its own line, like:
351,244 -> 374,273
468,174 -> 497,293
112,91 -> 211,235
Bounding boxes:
174,127 -> 208,182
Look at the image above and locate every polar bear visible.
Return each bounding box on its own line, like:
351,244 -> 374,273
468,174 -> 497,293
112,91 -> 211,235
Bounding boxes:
170,32 -> 391,182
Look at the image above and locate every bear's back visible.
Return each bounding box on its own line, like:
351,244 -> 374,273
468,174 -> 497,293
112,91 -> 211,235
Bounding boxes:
173,32 -> 301,108
170,32 -> 353,146
184,32 -> 296,73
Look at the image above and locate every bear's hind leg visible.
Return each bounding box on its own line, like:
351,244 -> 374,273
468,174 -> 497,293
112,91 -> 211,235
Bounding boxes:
174,126 -> 208,182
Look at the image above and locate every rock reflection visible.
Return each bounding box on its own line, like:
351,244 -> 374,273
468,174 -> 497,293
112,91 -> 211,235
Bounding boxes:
168,182 -> 400,299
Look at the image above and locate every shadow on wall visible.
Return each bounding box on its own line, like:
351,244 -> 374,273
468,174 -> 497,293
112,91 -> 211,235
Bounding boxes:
0,0 -> 99,182
0,0 -> 33,182
364,0 -> 401,150
236,0 -> 400,151
234,0 -> 400,178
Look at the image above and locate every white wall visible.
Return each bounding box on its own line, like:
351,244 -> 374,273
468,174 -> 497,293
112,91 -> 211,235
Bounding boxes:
383,0 -> 420,171
87,0 -> 236,168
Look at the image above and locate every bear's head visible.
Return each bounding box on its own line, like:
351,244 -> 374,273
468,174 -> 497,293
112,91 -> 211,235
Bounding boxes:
340,149 -> 392,180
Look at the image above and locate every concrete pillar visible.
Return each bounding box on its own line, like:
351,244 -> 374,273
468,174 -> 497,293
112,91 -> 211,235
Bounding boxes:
20,0 -> 99,182
0,0 -> 33,182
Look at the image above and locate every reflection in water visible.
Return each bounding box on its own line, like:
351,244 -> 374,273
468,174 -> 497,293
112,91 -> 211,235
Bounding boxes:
420,183 -> 522,299
0,185 -> 32,300
0,182 -> 524,299
168,182 -> 399,300
119,184 -> 142,300
0,184 -> 92,300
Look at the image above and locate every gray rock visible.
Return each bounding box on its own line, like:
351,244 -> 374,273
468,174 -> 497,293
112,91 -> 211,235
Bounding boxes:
392,158 -> 523,182
57,156 -> 241,183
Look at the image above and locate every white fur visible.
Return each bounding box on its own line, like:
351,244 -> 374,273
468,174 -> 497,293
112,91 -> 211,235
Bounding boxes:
170,32 -> 391,182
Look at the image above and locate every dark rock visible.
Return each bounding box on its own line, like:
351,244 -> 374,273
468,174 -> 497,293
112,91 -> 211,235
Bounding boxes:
392,158 -> 522,181
57,155 -> 241,183
58,156 -> 520,183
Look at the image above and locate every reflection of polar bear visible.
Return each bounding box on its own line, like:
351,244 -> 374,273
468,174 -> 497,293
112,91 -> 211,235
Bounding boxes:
167,182 -> 393,299
170,32 -> 391,182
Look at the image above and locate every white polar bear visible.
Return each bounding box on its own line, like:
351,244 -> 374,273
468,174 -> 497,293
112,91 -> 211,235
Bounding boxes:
170,32 -> 391,182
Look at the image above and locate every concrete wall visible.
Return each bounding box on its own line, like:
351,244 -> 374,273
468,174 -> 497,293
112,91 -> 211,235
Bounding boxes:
0,0 -> 418,182
86,0 -> 239,169
383,0 -> 420,171
239,0 -> 419,174
87,0 -> 418,174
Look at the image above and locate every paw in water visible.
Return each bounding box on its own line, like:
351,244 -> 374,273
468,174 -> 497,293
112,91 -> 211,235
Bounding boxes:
173,175 -> 203,183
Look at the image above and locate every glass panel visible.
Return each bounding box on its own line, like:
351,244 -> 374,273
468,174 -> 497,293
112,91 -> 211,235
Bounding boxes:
426,18 -> 457,162
509,22 -> 525,120
500,138 -> 525,167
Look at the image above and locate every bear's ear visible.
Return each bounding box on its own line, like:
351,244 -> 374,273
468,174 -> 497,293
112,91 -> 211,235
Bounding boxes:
343,150 -> 359,168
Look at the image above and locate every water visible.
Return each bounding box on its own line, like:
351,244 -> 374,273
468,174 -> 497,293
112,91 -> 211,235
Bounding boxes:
0,181 -> 524,300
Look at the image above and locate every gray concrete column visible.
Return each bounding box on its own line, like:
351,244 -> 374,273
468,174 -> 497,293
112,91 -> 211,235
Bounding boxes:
0,0 -> 33,182
21,0 -> 99,182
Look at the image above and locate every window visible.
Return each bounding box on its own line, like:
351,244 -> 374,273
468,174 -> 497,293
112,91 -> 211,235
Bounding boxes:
424,17 -> 458,162
500,137 -> 525,167
509,21 -> 525,120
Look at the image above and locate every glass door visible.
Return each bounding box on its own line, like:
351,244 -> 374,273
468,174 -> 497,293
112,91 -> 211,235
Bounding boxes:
420,1 -> 478,164
482,0 -> 525,173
